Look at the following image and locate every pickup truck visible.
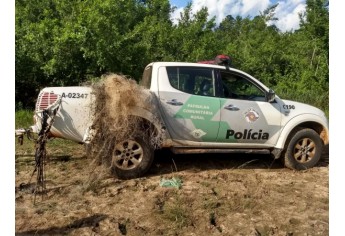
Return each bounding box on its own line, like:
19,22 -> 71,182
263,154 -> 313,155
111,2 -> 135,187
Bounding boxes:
20,58 -> 329,179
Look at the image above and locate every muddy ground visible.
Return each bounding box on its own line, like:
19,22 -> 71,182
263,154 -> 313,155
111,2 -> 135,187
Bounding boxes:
15,141 -> 329,236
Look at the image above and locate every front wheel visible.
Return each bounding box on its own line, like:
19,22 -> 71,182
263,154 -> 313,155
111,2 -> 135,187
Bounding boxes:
111,136 -> 154,179
283,128 -> 323,170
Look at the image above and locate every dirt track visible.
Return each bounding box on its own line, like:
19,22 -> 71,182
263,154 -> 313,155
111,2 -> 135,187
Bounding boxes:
15,143 -> 329,235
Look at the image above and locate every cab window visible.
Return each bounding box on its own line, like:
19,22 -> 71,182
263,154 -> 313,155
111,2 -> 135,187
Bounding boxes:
220,71 -> 266,101
166,67 -> 215,96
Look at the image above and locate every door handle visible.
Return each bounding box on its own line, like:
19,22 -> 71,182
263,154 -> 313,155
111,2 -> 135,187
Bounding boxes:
166,99 -> 184,106
224,104 -> 239,111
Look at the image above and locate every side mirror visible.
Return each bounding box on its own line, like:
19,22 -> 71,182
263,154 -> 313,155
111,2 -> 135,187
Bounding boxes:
267,89 -> 275,102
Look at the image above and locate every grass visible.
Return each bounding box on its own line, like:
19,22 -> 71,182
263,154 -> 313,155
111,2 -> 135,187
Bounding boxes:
15,157 -> 329,235
15,109 -> 34,129
161,194 -> 192,229
154,190 -> 194,230
15,109 -> 85,185
14,108 -> 329,235
203,197 -> 221,210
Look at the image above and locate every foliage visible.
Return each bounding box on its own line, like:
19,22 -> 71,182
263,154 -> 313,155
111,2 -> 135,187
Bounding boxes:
16,0 -> 328,113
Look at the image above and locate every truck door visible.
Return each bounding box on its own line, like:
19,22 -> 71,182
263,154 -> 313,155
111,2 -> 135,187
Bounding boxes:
158,66 -> 221,142
216,70 -> 282,146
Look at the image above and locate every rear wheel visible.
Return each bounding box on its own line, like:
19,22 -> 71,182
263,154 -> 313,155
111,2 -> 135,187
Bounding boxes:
111,136 -> 154,179
283,128 -> 323,170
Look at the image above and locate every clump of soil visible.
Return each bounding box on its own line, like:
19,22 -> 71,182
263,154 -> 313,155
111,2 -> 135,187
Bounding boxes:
86,73 -> 164,169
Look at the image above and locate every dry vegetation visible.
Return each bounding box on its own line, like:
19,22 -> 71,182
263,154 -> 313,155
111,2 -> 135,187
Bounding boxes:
87,74 -> 164,171
15,139 -> 329,235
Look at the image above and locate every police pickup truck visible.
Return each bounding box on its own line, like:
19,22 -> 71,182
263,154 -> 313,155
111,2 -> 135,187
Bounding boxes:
19,56 -> 329,179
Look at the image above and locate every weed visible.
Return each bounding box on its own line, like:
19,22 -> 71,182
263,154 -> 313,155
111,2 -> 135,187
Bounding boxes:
222,191 -> 259,213
80,166 -> 108,194
161,194 -> 193,229
34,202 -> 58,215
203,198 -> 221,210
163,204 -> 190,229
154,197 -> 165,213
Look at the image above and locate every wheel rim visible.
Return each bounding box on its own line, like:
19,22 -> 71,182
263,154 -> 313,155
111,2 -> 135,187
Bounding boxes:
113,140 -> 143,170
293,137 -> 316,163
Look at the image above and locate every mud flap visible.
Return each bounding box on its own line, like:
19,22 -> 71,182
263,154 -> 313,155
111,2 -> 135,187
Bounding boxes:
271,148 -> 283,159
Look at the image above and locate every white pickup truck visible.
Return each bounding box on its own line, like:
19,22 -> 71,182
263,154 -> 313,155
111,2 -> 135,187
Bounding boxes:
21,59 -> 329,179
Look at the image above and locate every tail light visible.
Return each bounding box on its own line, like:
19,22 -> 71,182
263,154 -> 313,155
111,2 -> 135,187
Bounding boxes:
36,92 -> 59,112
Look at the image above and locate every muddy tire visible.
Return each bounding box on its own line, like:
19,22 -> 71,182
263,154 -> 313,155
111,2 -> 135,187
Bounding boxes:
283,128 -> 323,170
111,136 -> 154,179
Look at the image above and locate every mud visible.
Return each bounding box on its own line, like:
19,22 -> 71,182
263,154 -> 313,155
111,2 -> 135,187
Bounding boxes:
15,142 -> 329,236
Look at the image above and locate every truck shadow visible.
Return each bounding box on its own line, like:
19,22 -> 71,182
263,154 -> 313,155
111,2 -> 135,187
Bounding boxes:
148,144 -> 329,177
15,214 -> 107,235
15,154 -> 87,163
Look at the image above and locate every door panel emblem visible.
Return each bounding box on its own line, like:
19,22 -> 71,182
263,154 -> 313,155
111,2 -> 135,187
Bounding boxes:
190,129 -> 206,139
244,108 -> 259,123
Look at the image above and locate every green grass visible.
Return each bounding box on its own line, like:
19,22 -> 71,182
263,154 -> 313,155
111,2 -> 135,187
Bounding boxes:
15,110 -> 34,129
162,200 -> 192,229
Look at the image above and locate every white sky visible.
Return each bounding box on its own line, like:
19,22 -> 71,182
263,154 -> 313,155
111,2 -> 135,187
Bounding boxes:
170,0 -> 307,32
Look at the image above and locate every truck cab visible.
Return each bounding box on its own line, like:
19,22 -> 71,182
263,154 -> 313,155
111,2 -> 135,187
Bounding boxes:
143,62 -> 328,155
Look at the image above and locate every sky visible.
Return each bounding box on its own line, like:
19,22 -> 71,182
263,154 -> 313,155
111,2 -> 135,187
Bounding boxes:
169,0 -> 306,32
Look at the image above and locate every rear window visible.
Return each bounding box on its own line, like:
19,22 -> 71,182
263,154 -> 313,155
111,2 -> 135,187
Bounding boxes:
166,67 -> 215,96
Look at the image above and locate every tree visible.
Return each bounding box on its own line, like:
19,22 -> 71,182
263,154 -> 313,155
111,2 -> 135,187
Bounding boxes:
167,4 -> 218,62
275,0 -> 329,109
15,0 -> 329,113
16,0 -> 91,108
